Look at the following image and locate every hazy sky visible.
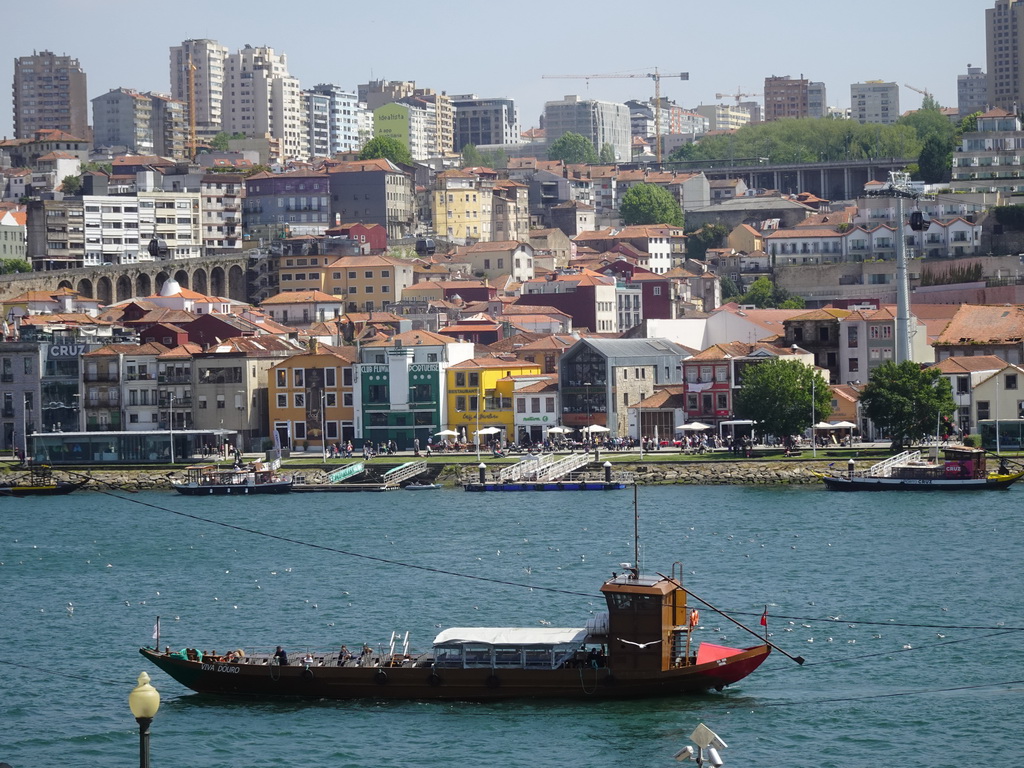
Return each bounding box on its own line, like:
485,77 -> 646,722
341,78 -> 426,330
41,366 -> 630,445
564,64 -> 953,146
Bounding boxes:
4,0 -> 989,140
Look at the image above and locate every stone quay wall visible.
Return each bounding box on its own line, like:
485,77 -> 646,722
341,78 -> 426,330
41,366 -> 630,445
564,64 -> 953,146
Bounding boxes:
41,460 -> 838,492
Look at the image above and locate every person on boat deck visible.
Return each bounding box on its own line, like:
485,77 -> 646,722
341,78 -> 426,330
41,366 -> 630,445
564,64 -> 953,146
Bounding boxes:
274,646 -> 288,665
360,644 -> 373,665
302,652 -> 314,666
340,645 -> 353,664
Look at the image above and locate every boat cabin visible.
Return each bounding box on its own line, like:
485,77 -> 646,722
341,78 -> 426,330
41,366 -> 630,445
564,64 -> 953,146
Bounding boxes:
601,564 -> 695,671
432,628 -> 589,670
889,446 -> 989,481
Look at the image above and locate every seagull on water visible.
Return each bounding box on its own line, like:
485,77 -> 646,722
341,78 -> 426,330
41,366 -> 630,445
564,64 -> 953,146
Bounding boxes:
617,638 -> 662,649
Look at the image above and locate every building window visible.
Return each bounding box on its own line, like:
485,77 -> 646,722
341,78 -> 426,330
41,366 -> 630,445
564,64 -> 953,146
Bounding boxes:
1006,374 -> 1018,390
216,395 -> 225,409
517,399 -> 526,413
276,369 -> 286,387
277,394 -> 287,408
977,400 -> 990,420
455,372 -> 466,387
294,393 -> 305,408
294,422 -> 306,439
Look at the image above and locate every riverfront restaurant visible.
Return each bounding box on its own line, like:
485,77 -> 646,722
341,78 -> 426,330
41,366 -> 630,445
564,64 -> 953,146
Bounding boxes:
27,429 -> 238,465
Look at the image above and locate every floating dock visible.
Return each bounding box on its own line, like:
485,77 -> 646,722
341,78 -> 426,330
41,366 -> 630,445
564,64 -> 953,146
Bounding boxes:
464,480 -> 627,492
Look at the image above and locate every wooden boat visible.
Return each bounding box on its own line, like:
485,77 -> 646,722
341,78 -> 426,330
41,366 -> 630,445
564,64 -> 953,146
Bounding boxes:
139,564 -> 772,701
0,466 -> 89,497
818,446 -> 1024,491
171,462 -> 292,495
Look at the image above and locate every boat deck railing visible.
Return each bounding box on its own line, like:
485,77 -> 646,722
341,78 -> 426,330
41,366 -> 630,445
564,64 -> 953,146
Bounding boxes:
865,450 -> 920,476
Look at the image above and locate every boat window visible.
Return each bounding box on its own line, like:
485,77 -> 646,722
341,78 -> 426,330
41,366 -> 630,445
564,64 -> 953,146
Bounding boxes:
608,593 -> 633,610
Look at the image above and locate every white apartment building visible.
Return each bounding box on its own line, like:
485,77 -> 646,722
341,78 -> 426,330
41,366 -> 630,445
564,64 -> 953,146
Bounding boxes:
850,81 -> 900,125
222,45 -> 308,162
306,84 -> 369,157
169,39 -> 229,140
81,191 -> 201,266
199,173 -> 244,251
544,95 -> 631,162
691,104 -> 752,132
950,108 -> 1024,194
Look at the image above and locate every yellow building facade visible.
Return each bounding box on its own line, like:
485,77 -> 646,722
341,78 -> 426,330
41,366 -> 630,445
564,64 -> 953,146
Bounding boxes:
431,170 -> 493,244
322,253 -> 414,313
445,358 -> 541,440
267,344 -> 357,451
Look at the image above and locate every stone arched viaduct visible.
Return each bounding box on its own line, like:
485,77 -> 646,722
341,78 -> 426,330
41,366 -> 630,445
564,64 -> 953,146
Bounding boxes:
0,253 -> 252,306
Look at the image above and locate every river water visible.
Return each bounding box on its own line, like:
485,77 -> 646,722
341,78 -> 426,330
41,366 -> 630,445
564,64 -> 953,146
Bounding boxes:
2,484 -> 1021,767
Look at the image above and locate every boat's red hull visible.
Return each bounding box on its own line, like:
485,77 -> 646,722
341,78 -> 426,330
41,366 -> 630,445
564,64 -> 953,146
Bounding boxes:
139,645 -> 770,701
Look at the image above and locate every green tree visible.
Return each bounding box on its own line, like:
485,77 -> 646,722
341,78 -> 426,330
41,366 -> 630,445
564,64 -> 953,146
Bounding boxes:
917,135 -> 952,183
685,223 -> 728,260
61,174 -> 82,195
733,359 -> 832,442
81,161 -> 113,175
210,131 -> 246,151
859,361 -> 956,449
461,144 -> 484,167
0,258 -> 32,274
547,132 -> 598,165
666,117 -> 923,167
619,183 -> 684,227
719,275 -> 742,302
734,276 -> 804,308
742,276 -> 775,307
598,142 -> 617,164
358,135 -> 413,166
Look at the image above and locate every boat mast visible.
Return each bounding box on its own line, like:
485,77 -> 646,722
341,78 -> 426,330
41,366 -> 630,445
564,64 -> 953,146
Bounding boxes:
633,483 -> 639,571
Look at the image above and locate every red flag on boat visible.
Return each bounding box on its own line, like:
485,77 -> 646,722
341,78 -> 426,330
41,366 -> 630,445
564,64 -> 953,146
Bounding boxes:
760,608 -> 768,627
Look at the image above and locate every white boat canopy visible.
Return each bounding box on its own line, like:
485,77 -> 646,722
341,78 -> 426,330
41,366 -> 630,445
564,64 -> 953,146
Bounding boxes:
433,627 -> 588,647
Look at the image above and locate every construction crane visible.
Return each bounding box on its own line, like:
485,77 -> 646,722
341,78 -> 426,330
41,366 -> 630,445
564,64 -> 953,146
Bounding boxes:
542,68 -> 689,163
715,88 -> 760,105
905,83 -> 933,102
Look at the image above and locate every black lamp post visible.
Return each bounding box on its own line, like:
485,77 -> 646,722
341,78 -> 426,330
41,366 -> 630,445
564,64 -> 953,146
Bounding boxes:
128,671 -> 160,768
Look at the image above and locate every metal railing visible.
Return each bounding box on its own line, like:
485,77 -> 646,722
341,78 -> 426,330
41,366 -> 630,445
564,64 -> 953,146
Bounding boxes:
498,455 -> 556,483
865,450 -> 919,476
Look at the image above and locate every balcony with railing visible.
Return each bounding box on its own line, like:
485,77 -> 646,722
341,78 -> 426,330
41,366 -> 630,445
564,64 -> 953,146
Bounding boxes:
158,373 -> 191,384
84,371 -> 120,382
85,393 -> 120,407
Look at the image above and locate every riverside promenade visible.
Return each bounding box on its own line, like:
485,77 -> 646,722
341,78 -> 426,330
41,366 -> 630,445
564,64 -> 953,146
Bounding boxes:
1,446 -> 884,491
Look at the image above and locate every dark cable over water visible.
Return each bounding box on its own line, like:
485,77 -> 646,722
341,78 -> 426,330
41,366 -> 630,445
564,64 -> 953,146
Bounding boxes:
98,489 -> 1024,634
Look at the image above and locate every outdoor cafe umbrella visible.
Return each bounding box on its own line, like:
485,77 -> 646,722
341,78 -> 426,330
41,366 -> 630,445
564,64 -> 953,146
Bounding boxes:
475,426 -> 502,436
434,429 -> 459,437
812,422 -> 835,430
678,421 -> 712,431
547,426 -> 572,434
583,425 -> 610,434
830,421 -> 857,428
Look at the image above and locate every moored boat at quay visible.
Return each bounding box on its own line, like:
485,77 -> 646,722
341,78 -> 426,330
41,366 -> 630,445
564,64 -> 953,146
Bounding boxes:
817,445 -> 1024,491
171,462 -> 292,495
0,466 -> 89,497
140,565 -> 773,701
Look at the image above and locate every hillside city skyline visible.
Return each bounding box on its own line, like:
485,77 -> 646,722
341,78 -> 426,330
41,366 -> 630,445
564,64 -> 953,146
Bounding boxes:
3,0 -> 981,141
